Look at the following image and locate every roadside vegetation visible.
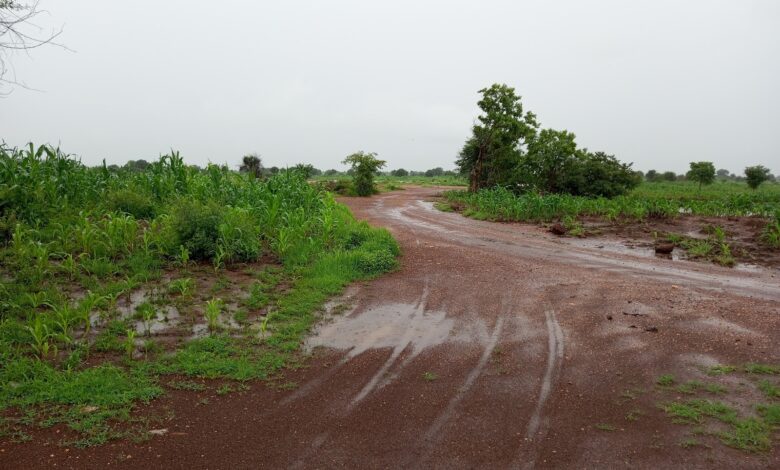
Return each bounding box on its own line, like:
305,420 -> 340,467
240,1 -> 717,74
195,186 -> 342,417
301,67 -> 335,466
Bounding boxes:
438,83 -> 779,266
651,365 -> 780,453
0,143 -> 399,445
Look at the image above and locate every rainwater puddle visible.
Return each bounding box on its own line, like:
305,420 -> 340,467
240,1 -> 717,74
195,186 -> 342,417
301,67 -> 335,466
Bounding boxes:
567,238 -> 684,261
306,302 -> 455,357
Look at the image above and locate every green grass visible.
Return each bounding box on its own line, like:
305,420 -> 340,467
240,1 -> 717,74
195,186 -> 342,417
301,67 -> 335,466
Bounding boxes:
744,363 -> 779,375
594,423 -> 617,431
656,374 -> 675,387
0,144 -> 400,445
680,438 -> 701,448
167,380 -> 206,391
707,365 -> 737,376
443,180 -> 780,223
661,399 -> 738,425
676,380 -> 727,395
423,371 -> 438,382
758,380 -> 779,399
722,418 -> 771,452
757,404 -> 780,426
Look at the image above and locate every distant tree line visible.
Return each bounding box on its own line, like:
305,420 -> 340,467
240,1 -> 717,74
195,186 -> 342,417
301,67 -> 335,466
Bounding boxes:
645,163 -> 776,189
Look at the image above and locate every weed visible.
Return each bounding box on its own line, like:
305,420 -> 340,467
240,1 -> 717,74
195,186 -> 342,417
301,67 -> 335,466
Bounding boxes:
744,363 -> 779,375
594,423 -> 617,431
680,438 -> 701,448
204,298 -> 223,332
721,418 -> 771,452
423,371 -> 438,382
756,404 -> 780,426
168,278 -> 194,297
123,329 -> 136,359
757,380 -> 779,399
707,365 -> 736,376
167,380 -> 206,391
625,409 -> 643,422
656,374 -> 675,387
216,384 -> 233,395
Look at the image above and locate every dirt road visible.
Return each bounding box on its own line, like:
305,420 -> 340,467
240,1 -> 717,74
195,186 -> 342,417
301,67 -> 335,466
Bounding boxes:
5,186 -> 779,469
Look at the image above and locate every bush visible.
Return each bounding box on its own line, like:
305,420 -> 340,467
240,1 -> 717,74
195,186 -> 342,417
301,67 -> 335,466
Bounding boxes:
106,189 -> 156,219
342,152 -> 386,197
218,207 -> 261,262
355,249 -> 397,275
166,200 -> 223,260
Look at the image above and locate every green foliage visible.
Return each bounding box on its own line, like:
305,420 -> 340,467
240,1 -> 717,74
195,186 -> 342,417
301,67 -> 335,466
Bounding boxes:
444,180 -> 780,223
686,161 -> 716,190
456,84 -> 538,191
106,189 -> 155,219
455,84 -> 637,197
744,363 -> 779,375
656,374 -> 675,386
0,143 -> 400,443
166,200 -> 223,260
342,151 -> 386,196
707,365 -> 737,375
744,165 -> 771,190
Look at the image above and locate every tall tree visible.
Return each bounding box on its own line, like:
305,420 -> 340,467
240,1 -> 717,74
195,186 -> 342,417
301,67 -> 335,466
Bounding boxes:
239,153 -> 264,178
686,161 -> 716,190
744,165 -> 771,190
456,84 -> 538,192
342,151 -> 386,196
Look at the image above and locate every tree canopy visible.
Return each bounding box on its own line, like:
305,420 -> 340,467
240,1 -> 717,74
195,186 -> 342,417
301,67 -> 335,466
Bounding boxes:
456,83 -> 639,198
744,165 -> 771,189
686,161 -> 716,190
342,151 -> 386,196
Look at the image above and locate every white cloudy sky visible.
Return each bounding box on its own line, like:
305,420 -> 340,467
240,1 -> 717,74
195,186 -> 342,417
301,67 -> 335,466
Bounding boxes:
2,0 -> 779,174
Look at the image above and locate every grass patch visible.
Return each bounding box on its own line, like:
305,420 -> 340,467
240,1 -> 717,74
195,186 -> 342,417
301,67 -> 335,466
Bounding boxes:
707,365 -> 736,376
757,380 -> 779,399
656,374 -> 675,387
744,363 -> 779,375
756,404 -> 780,426
721,418 -> 771,452
661,399 -> 738,425
423,371 -> 438,382
167,380 -> 206,391
676,380 -> 727,395
680,438 -> 701,448
594,423 -> 617,431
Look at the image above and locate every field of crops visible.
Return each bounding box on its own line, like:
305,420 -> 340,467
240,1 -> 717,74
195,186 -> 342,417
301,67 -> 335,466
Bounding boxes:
444,181 -> 780,223
0,144 -> 399,445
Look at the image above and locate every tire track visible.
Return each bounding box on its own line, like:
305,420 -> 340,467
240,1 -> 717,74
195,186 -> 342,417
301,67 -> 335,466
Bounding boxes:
416,316 -> 504,458
517,309 -> 564,470
349,282 -> 430,408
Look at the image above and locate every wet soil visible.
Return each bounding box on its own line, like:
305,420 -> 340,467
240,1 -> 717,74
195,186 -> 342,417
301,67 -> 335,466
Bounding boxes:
573,214 -> 780,269
2,186 -> 779,469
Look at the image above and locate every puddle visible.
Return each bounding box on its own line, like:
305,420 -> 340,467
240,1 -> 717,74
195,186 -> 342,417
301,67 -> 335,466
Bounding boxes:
695,317 -> 758,337
190,313 -> 241,338
117,289 -> 151,317
305,302 -> 455,357
566,238 -> 684,261
621,301 -> 656,317
134,305 -> 180,335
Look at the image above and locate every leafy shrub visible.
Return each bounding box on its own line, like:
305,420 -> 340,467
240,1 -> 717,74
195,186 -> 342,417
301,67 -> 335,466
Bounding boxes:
166,200 -> 223,260
342,152 -> 386,197
218,207 -> 261,262
355,249 -> 397,275
106,189 -> 155,219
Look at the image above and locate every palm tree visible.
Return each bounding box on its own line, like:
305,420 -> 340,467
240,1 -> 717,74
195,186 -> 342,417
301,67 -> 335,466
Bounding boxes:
239,153 -> 264,178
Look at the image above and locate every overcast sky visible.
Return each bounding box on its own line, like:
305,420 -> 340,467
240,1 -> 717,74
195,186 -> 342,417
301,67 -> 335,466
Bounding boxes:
2,0 -> 779,174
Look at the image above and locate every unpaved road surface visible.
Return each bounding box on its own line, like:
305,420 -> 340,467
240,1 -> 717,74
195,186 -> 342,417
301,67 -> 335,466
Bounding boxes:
4,186 -> 780,469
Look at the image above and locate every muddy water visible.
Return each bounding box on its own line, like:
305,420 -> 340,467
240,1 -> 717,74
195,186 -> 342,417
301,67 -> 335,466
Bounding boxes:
306,302 -> 456,357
